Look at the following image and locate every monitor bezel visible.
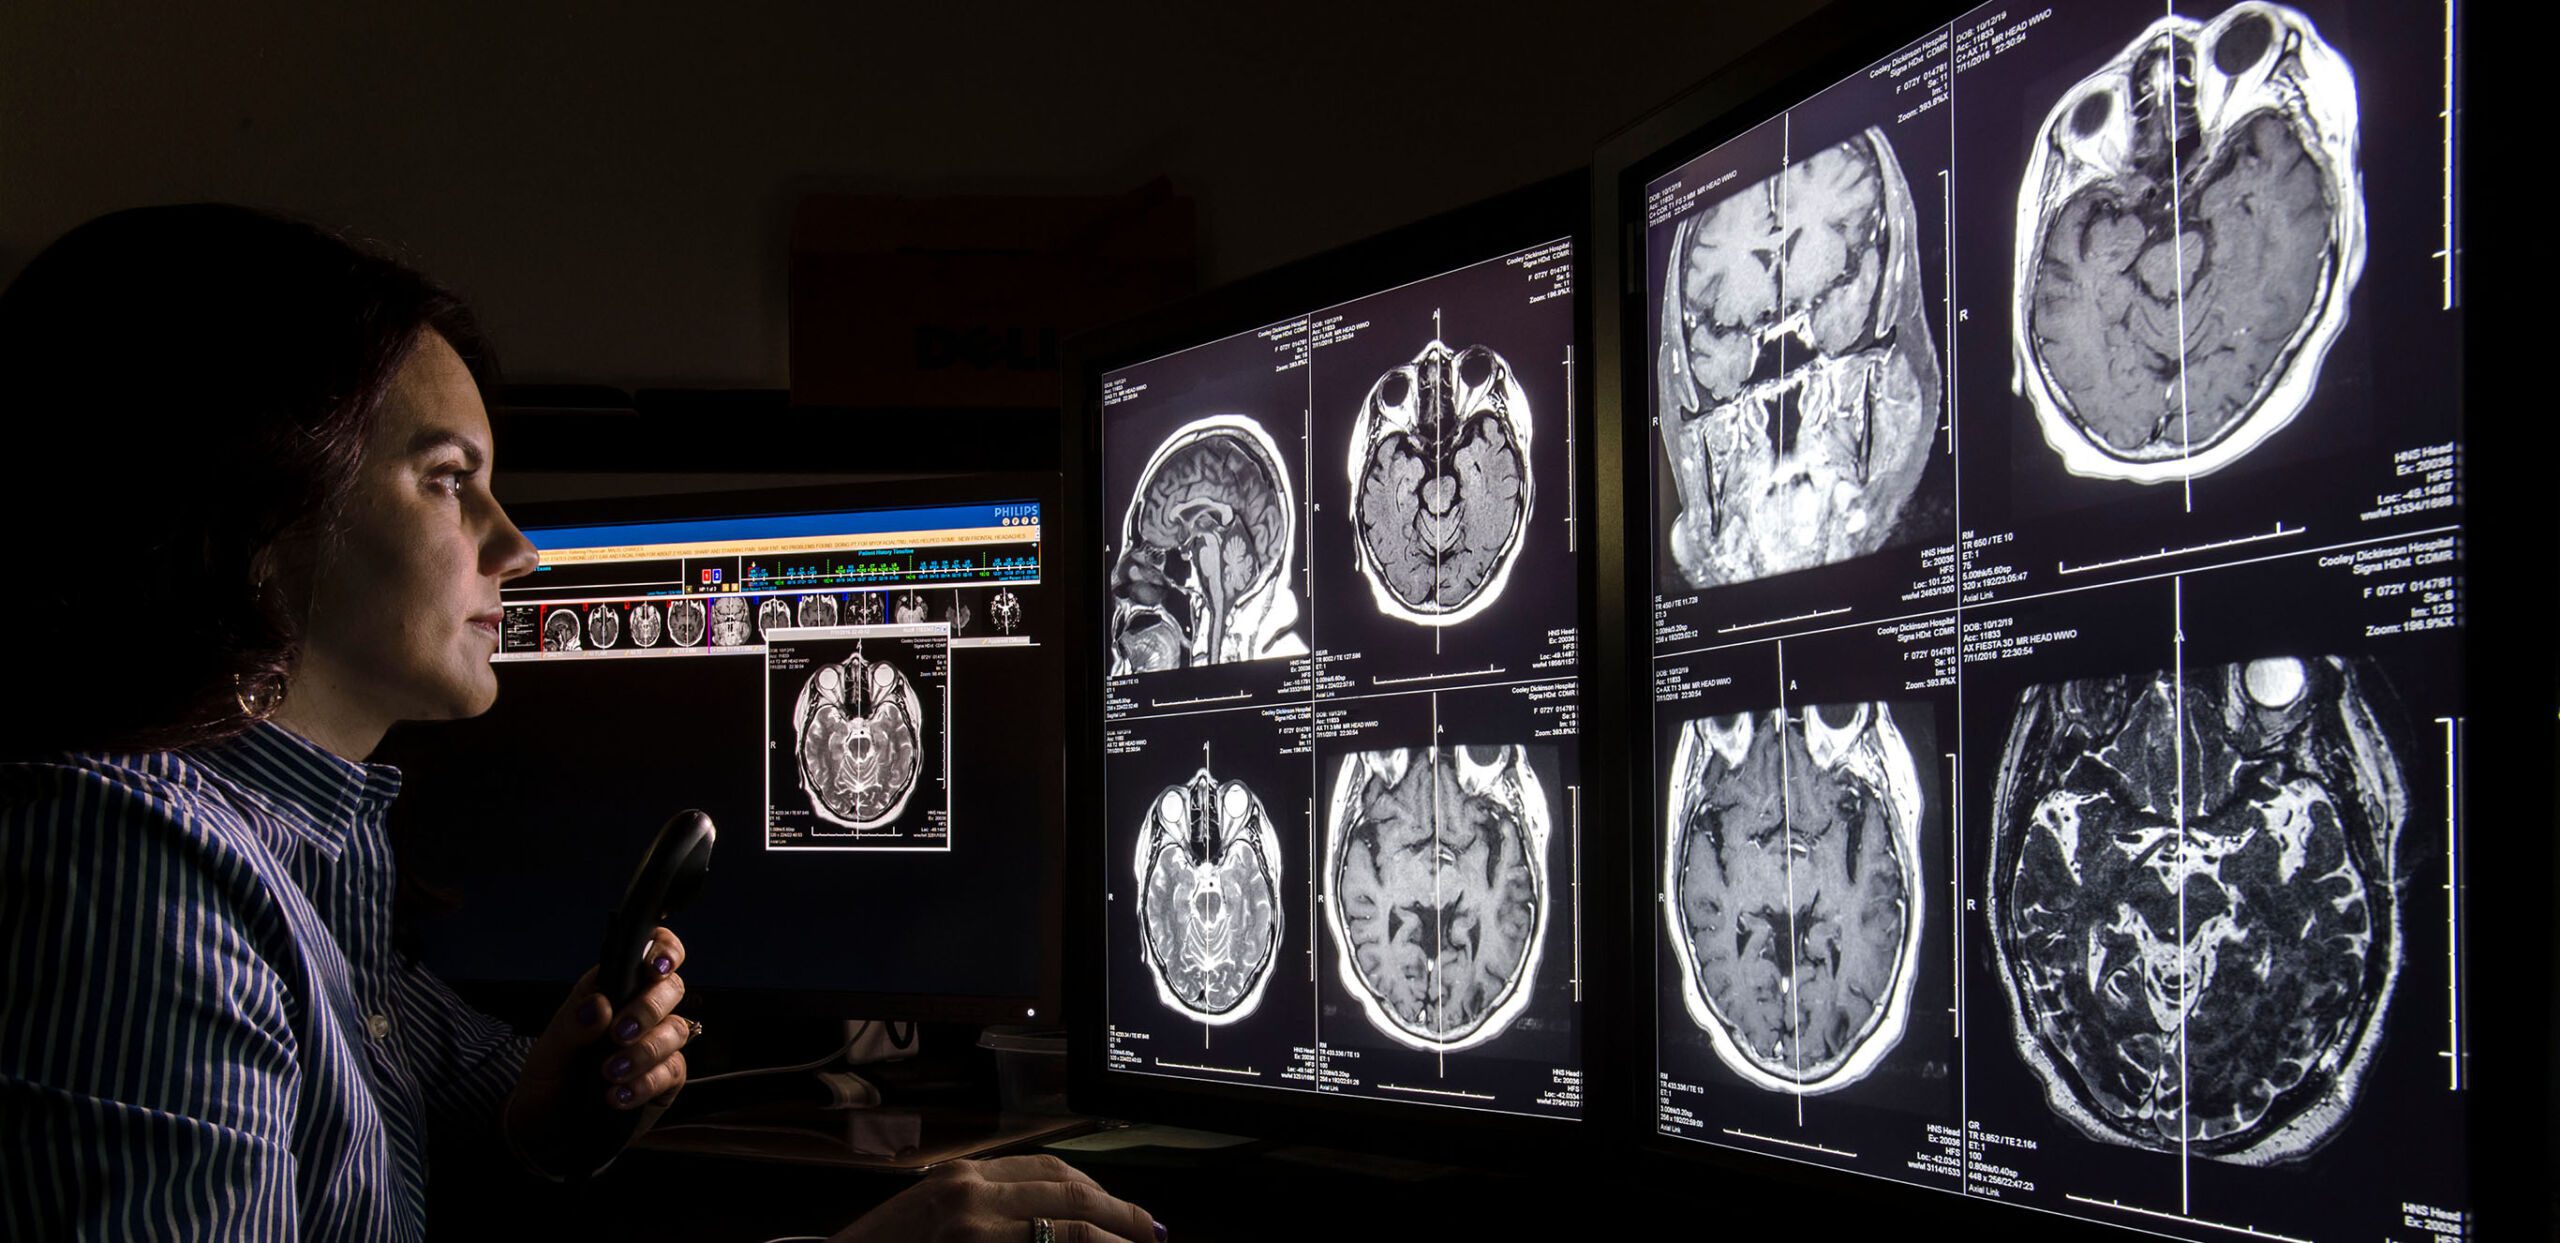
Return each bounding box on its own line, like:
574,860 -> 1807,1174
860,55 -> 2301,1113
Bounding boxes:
1060,174 -> 1629,1157
1594,1 -> 2530,1235
411,472 -> 1067,1028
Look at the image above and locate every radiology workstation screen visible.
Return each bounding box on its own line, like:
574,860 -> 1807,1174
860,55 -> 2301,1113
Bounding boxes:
385,495 -> 1059,1005
1096,239 -> 1586,1118
1640,2 -> 2467,1239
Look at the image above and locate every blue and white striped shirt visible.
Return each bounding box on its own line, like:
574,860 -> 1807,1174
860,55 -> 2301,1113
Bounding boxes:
1,721 -> 533,1239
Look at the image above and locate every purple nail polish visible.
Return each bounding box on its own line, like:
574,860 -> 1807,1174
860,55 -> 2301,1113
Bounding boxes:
614,1017 -> 640,1042
615,1085 -> 635,1107
653,955 -> 673,975
607,1054 -> 633,1080
1153,1221 -> 1167,1243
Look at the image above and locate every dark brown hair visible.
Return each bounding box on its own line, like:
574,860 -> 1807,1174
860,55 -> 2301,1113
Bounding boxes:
0,204 -> 493,758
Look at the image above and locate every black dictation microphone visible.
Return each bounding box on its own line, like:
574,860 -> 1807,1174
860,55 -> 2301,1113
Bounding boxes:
556,808 -> 716,1179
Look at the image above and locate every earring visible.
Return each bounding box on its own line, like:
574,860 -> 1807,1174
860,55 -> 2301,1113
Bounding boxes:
233,672 -> 282,720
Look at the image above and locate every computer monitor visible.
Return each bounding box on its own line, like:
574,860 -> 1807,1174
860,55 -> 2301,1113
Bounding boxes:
1063,176 -> 1617,1145
1597,0 -> 2483,1236
378,474 -> 1062,1024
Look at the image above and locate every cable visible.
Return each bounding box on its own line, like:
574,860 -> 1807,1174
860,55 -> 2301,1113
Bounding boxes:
691,1020 -> 869,1085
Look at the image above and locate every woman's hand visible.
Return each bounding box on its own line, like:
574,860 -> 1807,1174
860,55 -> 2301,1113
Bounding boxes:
502,925 -> 696,1173
827,1155 -> 1164,1243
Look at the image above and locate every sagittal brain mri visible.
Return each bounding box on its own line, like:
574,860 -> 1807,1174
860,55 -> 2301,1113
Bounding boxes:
709,596 -> 752,646
1325,746 -> 1550,1053
630,602 -> 663,648
796,593 -> 839,628
758,597 -> 794,638
1658,127 -> 1942,589
542,610 -> 581,652
1134,759 -> 1286,1023
1347,340 -> 1534,625
2013,3 -> 2363,482
990,589 -> 1023,635
1665,704 -> 1926,1094
894,592 -> 929,624
668,598 -> 707,648
587,605 -> 620,650
1110,415 -> 1308,673
850,593 -> 884,625
790,645 -> 928,830
948,599 -> 972,636
1988,656 -> 2405,1163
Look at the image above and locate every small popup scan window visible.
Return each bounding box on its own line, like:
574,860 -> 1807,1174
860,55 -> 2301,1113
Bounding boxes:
1634,2 -> 2468,1240
1095,237 -> 1587,1119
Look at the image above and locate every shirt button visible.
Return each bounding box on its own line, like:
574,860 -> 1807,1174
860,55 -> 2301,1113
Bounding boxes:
366,1013 -> 392,1041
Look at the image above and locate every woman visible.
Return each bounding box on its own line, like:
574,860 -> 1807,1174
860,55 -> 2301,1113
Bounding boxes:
0,205 -> 1160,1243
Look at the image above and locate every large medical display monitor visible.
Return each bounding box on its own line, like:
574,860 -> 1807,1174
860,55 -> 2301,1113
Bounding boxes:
379,477 -> 1062,1023
1069,180 -> 1596,1133
1614,1 -> 2471,1238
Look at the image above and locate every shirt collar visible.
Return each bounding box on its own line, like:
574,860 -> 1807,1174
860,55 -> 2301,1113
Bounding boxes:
194,720 -> 404,862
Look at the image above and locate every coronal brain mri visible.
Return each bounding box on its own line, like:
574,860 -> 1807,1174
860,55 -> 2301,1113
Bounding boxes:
758,596 -> 794,638
1134,760 -> 1285,1023
587,605 -> 620,650
894,592 -> 928,624
1988,656 -> 2405,1163
1325,746 -> 1550,1052
1658,127 -> 1942,589
629,602 -> 663,648
709,596 -> 752,646
791,646 -> 928,830
796,593 -> 839,629
849,593 -> 884,625
1110,416 -> 1307,673
1347,340 -> 1534,625
990,588 -> 1023,635
1664,704 -> 1925,1093
542,609 -> 581,652
2013,3 -> 2363,482
667,598 -> 707,647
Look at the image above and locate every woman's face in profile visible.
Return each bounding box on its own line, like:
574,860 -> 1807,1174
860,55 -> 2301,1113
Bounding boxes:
293,332 -> 537,725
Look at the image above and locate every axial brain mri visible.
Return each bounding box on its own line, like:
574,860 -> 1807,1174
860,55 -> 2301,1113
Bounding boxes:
1135,763 -> 1286,1022
1325,746 -> 1550,1053
1658,127 -> 1942,589
791,647 -> 928,830
1110,416 -> 1308,673
1347,340 -> 1534,625
1665,704 -> 1925,1094
1989,656 -> 2405,1163
2013,2 -> 2363,482
629,602 -> 663,648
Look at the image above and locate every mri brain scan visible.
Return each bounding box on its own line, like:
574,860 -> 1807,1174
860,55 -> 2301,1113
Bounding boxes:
989,588 -> 1023,635
1110,415 -> 1308,673
1347,340 -> 1534,625
709,596 -> 752,646
894,592 -> 929,624
542,609 -> 581,652
1134,759 -> 1286,1023
796,593 -> 839,628
1988,656 -> 2406,1164
948,597 -> 972,636
1325,746 -> 1550,1053
629,602 -> 663,648
758,597 -> 794,638
2013,3 -> 2363,482
849,593 -> 884,625
1658,127 -> 1942,588
790,645 -> 928,830
668,598 -> 706,647
1665,704 -> 1925,1094
587,605 -> 620,650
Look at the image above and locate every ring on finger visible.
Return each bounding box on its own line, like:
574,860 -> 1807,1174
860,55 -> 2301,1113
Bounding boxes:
1029,1218 -> 1054,1243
